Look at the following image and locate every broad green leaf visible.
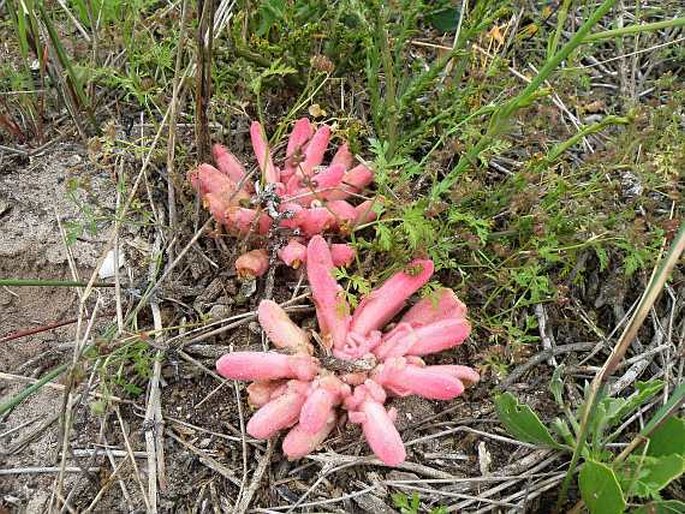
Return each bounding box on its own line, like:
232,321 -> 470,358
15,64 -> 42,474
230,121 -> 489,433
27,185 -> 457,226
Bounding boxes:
579,460 -> 626,514
643,383 -> 685,434
622,454 -> 685,499
641,454 -> 685,493
609,381 -> 664,427
494,393 -> 559,447
428,7 -> 460,32
632,500 -> 685,514
647,417 -> 685,458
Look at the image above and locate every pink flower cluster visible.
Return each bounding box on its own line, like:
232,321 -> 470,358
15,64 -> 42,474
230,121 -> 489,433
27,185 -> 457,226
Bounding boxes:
188,118 -> 377,279
216,236 -> 479,466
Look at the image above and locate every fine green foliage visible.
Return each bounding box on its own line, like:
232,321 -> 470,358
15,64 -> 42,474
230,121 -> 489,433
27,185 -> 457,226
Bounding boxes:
392,492 -> 447,514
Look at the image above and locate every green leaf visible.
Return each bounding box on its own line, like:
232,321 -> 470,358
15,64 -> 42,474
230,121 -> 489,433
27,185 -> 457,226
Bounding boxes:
427,7 -> 460,32
641,454 -> 685,493
494,393 -> 559,447
392,492 -> 420,514
550,417 -> 575,445
609,381 -> 664,428
647,417 -> 685,458
632,500 -> 685,514
642,383 -> 685,435
622,453 -> 685,499
579,460 -> 626,514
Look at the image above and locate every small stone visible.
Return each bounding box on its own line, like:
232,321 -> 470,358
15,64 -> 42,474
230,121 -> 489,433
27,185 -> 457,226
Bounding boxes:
208,304 -> 231,320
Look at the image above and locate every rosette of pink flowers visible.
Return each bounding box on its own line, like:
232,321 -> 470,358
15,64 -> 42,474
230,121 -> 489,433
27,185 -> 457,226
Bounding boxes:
188,119 -> 377,279
216,235 -> 479,466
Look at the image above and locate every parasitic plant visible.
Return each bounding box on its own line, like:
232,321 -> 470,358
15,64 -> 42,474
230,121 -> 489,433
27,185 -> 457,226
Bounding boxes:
216,236 -> 479,465
188,118 -> 377,277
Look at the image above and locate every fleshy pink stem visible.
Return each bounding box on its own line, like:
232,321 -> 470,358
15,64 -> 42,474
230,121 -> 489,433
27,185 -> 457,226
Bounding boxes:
216,352 -> 319,381
257,300 -> 312,354
250,121 -> 279,183
344,380 -> 405,466
372,357 -> 474,400
306,236 -> 351,349
246,380 -> 310,439
350,260 -> 434,336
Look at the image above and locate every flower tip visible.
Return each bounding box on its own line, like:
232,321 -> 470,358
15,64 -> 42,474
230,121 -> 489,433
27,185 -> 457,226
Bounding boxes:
330,244 -> 356,267
235,249 -> 269,279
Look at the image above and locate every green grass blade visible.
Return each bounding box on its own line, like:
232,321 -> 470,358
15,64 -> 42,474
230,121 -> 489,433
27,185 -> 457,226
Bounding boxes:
547,0 -> 572,59
0,364 -> 69,416
584,17 -> 685,43
546,115 -> 630,163
431,0 -> 619,199
36,2 -> 98,134
642,382 -> 685,436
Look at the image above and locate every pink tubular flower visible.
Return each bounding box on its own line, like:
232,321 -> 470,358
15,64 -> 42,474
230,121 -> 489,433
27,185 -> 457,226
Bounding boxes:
325,164 -> 374,201
257,300 -> 312,354
278,240 -> 355,269
215,235 -> 477,467
299,374 -> 350,433
225,207 -> 272,236
331,142 -> 353,168
189,118 -> 378,278
306,236 -> 351,350
372,357 -> 478,400
282,118 -> 313,179
212,143 -> 248,186
330,243 -> 356,267
350,259 -> 434,336
278,239 -> 308,268
246,380 -> 285,407
216,352 -> 319,382
247,380 -> 310,438
250,121 -> 279,184
345,380 -> 405,466
400,287 -> 467,327
282,413 -> 337,460
374,317 -> 471,360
